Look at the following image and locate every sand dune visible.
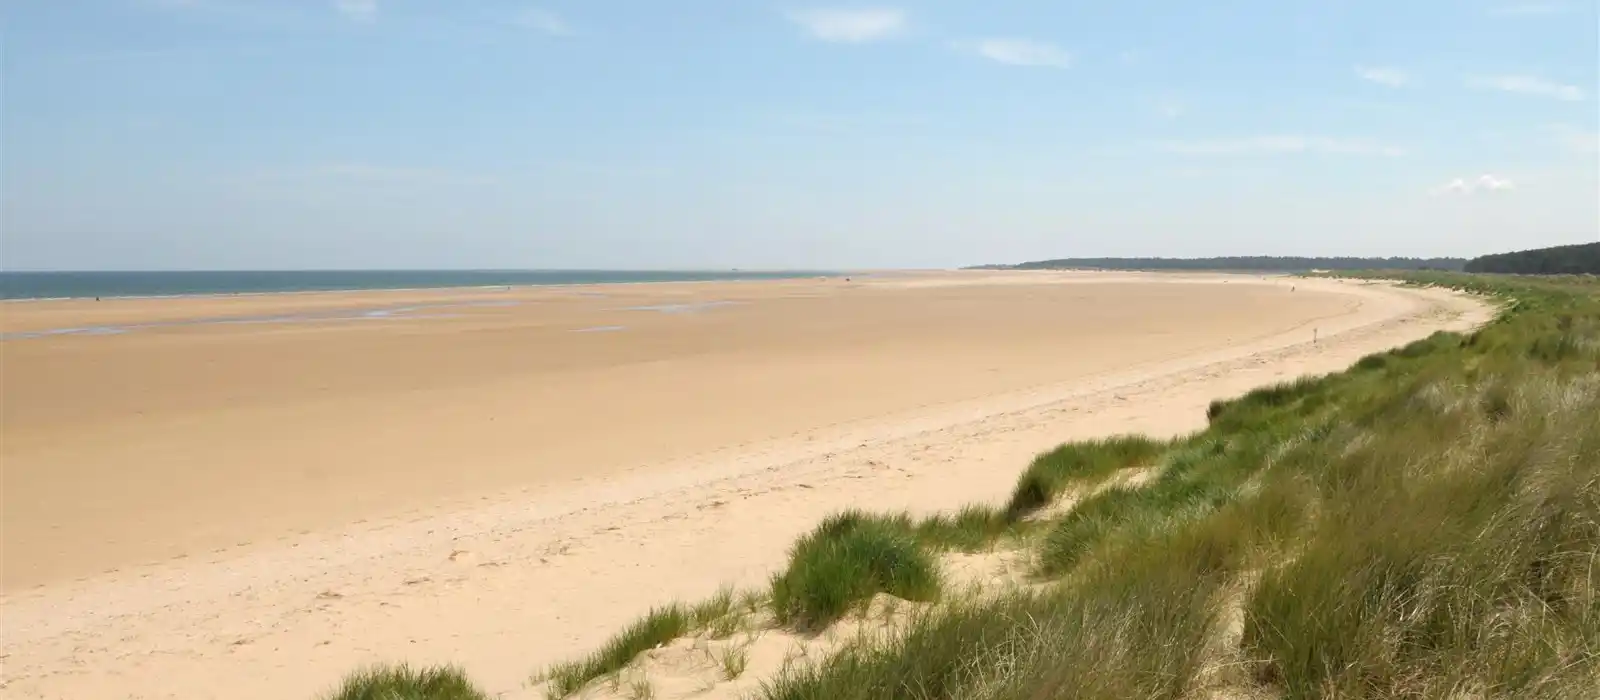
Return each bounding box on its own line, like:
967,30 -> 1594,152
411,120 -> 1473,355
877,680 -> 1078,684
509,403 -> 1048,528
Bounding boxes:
0,272 -> 1488,699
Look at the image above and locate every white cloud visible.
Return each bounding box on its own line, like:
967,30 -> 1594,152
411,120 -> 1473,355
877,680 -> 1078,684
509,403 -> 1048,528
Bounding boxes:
1356,65 -> 1408,87
1433,174 -> 1517,195
333,0 -> 377,22
956,38 -> 1073,69
785,8 -> 906,43
1469,74 -> 1585,101
1155,98 -> 1185,119
1158,135 -> 1406,157
515,8 -> 574,36
1489,2 -> 1570,15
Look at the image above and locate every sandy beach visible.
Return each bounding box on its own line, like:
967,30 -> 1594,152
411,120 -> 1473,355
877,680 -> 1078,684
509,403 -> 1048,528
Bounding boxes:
0,271 -> 1488,699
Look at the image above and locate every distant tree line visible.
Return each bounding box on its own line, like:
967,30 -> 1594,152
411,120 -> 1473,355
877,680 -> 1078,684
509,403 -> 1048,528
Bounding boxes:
990,256 -> 1468,272
1463,242 -> 1600,275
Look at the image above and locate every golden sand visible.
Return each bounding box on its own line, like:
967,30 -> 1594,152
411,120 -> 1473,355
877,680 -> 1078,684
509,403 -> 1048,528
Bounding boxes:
0,271 -> 1487,700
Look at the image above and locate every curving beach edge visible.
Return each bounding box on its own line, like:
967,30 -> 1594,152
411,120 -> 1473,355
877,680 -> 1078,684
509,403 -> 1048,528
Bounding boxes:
1,271 -> 1496,699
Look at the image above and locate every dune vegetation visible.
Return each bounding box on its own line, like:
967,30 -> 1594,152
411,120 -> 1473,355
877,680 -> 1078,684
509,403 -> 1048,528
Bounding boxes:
324,272 -> 1599,700
1465,242 -> 1600,275
994,256 -> 1470,272
324,664 -> 489,700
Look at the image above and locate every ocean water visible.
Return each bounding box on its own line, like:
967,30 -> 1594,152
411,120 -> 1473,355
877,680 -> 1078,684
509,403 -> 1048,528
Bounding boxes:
0,270 -> 827,300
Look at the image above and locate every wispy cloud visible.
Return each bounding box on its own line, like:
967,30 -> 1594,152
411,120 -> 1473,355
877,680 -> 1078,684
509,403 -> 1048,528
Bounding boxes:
333,0 -> 377,22
785,8 -> 906,43
1468,74 -> 1585,101
515,8 -> 574,36
1488,2 -> 1571,15
1356,65 -> 1408,87
956,38 -> 1072,69
1549,124 -> 1600,153
1158,135 -> 1406,157
1432,174 -> 1516,195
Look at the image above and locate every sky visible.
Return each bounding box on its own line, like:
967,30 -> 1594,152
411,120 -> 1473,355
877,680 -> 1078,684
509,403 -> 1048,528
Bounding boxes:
2,1 -> 1597,271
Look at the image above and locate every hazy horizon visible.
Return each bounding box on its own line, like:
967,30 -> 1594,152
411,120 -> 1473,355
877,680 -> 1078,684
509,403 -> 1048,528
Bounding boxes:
4,1 -> 1596,271
1,253 -> 1485,275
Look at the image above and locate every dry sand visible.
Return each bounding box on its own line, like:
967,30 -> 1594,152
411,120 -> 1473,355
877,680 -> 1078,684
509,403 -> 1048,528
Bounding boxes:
0,271 -> 1489,699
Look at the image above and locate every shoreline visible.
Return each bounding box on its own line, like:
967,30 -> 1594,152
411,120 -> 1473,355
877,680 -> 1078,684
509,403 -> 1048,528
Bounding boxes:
3,271 -> 1356,589
0,269 -> 847,303
0,274 -> 1491,700
0,267 -> 1297,304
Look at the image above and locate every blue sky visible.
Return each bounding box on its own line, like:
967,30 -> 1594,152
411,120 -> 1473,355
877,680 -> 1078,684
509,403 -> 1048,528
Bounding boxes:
2,1 -> 1596,270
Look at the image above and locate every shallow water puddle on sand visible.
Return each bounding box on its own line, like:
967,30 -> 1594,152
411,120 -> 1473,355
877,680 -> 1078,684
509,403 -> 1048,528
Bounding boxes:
617,301 -> 741,314
0,300 -> 523,341
0,325 -> 131,339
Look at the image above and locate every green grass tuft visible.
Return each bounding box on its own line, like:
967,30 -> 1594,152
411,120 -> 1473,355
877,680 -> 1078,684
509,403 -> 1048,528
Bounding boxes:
1354,352 -> 1389,371
764,527 -> 1232,700
540,604 -> 689,698
718,645 -> 750,680
912,504 -> 1011,551
1205,374 -> 1336,432
324,665 -> 487,700
769,511 -> 942,628
689,587 -> 736,628
1004,435 -> 1168,518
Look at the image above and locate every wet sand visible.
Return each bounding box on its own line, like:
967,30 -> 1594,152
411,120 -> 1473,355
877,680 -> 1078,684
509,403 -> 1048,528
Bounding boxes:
0,271 -> 1489,700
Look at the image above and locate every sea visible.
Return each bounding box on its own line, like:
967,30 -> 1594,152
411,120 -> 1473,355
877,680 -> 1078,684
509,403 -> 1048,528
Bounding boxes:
0,270 -> 830,301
